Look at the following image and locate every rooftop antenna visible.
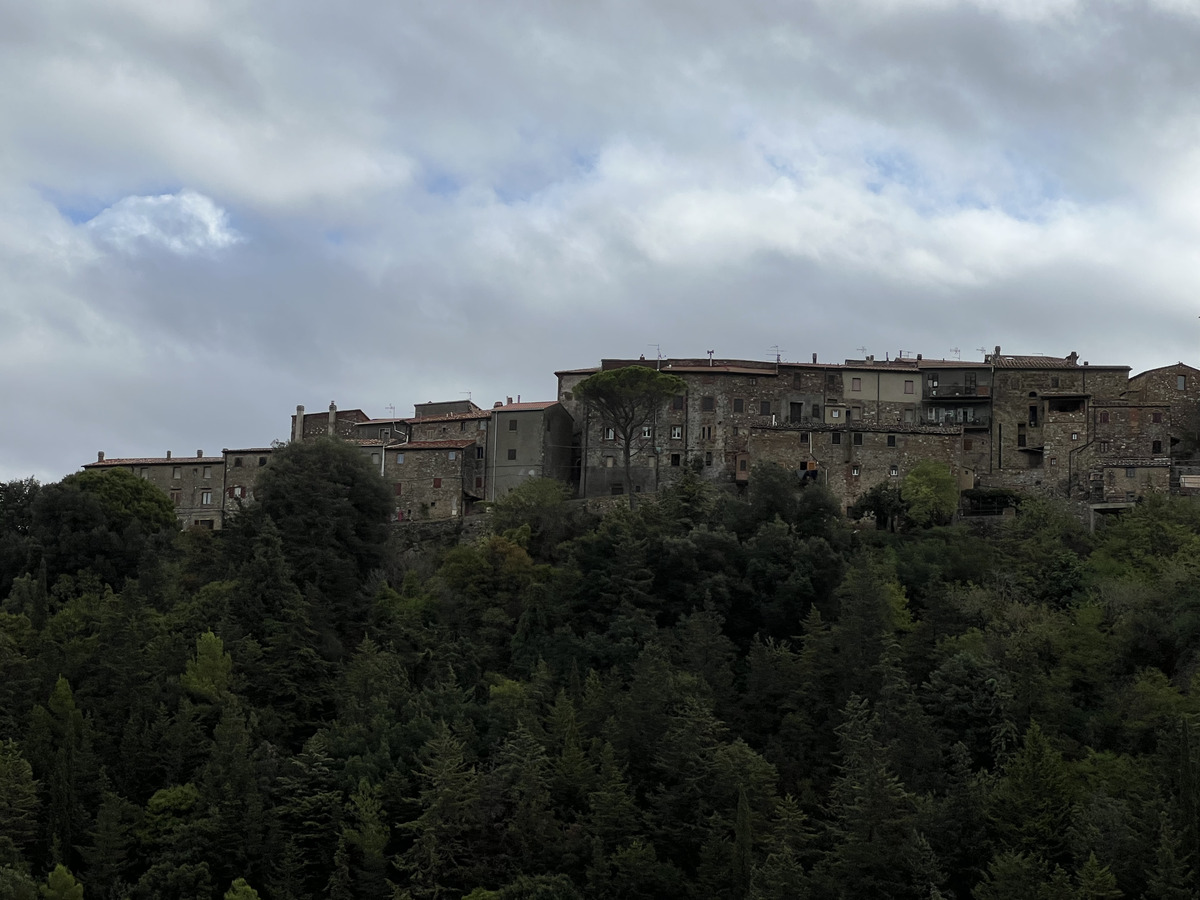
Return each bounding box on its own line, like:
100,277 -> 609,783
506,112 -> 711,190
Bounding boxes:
856,346 -> 867,357
647,343 -> 663,369
898,350 -> 912,359
976,346 -> 989,358
460,391 -> 472,402
385,404 -> 396,418
768,344 -> 783,363
707,349 -> 715,366
950,347 -> 961,360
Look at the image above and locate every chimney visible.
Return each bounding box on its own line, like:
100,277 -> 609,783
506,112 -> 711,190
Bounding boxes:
197,450 -> 203,458
916,353 -> 922,361
506,396 -> 513,405
166,450 -> 172,460
994,345 -> 1001,358
97,451 -> 105,462
1067,351 -> 1078,365
328,401 -> 337,435
494,401 -> 503,408
812,353 -> 817,364
293,405 -> 305,443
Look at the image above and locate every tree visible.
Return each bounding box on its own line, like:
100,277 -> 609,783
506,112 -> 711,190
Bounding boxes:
901,460 -> 959,527
574,365 -> 686,503
39,865 -> 82,900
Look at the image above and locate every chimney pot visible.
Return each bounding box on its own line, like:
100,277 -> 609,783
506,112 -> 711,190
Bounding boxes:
166,450 -> 172,459
916,353 -> 922,360
97,451 -> 105,462
494,401 -> 503,408
994,345 -> 1001,356
812,353 -> 817,364
506,396 -> 513,405
197,450 -> 203,458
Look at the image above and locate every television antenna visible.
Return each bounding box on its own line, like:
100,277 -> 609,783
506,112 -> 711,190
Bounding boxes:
768,344 -> 784,363
385,404 -> 396,418
950,347 -> 961,360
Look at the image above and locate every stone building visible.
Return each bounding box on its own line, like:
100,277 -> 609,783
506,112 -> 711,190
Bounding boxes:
486,400 -> 574,500
1127,363 -> 1200,460
84,450 -> 225,529
384,438 -> 480,520
221,448 -> 275,512
291,402 -> 371,441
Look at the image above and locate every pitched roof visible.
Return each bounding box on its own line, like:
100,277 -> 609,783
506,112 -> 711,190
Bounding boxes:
1130,362 -> 1200,379
85,456 -> 223,467
993,355 -> 1127,370
401,410 -> 491,424
397,439 -> 478,450
492,401 -> 559,412
223,448 -> 275,454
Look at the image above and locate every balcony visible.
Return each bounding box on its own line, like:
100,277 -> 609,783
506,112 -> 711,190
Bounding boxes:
921,412 -> 991,429
923,384 -> 991,400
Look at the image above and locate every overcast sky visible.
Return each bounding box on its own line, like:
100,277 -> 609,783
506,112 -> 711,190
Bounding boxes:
5,0 -> 1200,482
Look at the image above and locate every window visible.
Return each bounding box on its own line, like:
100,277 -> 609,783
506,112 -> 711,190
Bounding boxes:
1050,456 -> 1057,467
371,453 -> 380,466
760,400 -> 771,415
1127,467 -> 1137,477
852,377 -> 861,391
201,491 -> 212,505
701,396 -> 715,412
508,419 -> 517,431
832,432 -> 842,445
705,451 -> 713,466
604,427 -> 615,441
812,404 -> 821,420
196,519 -> 214,529
1099,441 -> 1109,452
1153,412 -> 1163,424
670,453 -> 681,467
852,466 -> 860,476
394,483 -> 403,495
701,425 -> 713,440
139,467 -> 149,479
227,486 -> 246,500
853,432 -> 863,445
832,409 -> 840,419
1071,433 -> 1078,442
433,477 -> 443,488
887,434 -> 896,447
1099,411 -> 1109,424
475,477 -> 483,488
904,380 -> 914,394
1029,405 -> 1038,426
671,425 -> 683,440
611,484 -> 625,495
673,394 -> 685,410
258,456 -> 267,466
1051,376 -> 1060,388
1153,440 -> 1163,454
170,490 -> 181,506
732,426 -> 740,436
480,420 -> 488,430
733,398 -> 744,413
507,449 -> 517,460
963,439 -> 973,451
1179,375 -> 1188,390
476,446 -> 485,459
172,467 -> 181,479
234,457 -> 243,467
903,408 -> 914,424
641,425 -> 652,439
448,451 -> 456,460
739,458 -> 748,472
889,465 -> 898,477
396,453 -> 405,464
800,432 -> 810,444
604,456 -> 615,468
203,466 -> 212,479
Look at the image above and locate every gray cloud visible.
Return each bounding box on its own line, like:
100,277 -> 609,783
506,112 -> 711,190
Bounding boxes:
4,0 -> 1200,481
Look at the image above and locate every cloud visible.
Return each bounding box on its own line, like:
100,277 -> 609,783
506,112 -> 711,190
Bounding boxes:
85,189 -> 242,255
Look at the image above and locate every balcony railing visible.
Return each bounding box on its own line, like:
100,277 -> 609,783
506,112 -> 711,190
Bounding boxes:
923,384 -> 991,400
920,412 -> 991,429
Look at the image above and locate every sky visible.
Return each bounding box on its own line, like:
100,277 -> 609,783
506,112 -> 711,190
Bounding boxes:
5,0 -> 1200,482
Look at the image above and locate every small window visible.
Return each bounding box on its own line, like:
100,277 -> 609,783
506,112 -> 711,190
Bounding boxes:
904,380 -> 914,394
394,483 -> 402,495
853,432 -> 863,445
507,449 -> 517,460
203,466 -> 212,479
701,396 -> 715,412
604,456 -> 615,468
903,409 -> 914,424
852,377 -> 861,391
670,453 -> 681,467
889,465 -> 898,477
1100,441 -> 1109,452
738,458 -> 748,471
800,432 -> 809,444
641,425 -> 652,439
732,426 -> 740,436
605,427 -> 616,441
1100,411 -> 1110,424
671,425 -> 683,440
170,490 -> 181,506
672,394 -> 685,410
433,477 -> 443,488
172,467 -> 181,479
1127,467 -> 1137,477
475,477 -> 483,488
887,434 -> 896,447
792,374 -> 802,388
812,404 -> 821,420
1153,412 -> 1163,424
201,491 -> 212,505
611,484 -> 625,495
1153,440 -> 1163,454
476,446 -> 484,459
704,452 -> 713,466
371,453 -> 380,466
234,457 -> 243,468
1071,433 -> 1078,442
1050,457 -> 1057,467
139,467 -> 149,479
508,419 -> 518,431
258,456 -> 267,467
396,453 -> 405,464
963,439 -> 973,451
448,451 -> 456,460
832,432 -> 842,445
760,400 -> 771,416
852,465 -> 860,477
1050,376 -> 1060,388
701,425 -> 713,440
1179,375 -> 1187,390
733,398 -> 744,413
832,409 -> 840,419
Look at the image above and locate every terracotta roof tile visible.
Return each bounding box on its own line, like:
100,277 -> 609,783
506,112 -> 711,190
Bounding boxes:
492,401 -> 559,412
396,439 -> 478,450
85,457 -> 223,467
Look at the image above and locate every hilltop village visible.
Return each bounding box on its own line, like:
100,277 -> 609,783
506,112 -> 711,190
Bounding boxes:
85,347 -> 1200,530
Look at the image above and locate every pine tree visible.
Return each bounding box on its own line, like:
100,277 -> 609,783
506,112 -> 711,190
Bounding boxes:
1075,852 -> 1122,900
39,864 -> 83,900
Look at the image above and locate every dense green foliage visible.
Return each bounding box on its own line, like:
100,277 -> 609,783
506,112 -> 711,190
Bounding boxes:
7,454 -> 1200,898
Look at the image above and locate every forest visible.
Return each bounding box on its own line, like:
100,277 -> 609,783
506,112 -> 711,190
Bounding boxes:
4,437 -> 1200,899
